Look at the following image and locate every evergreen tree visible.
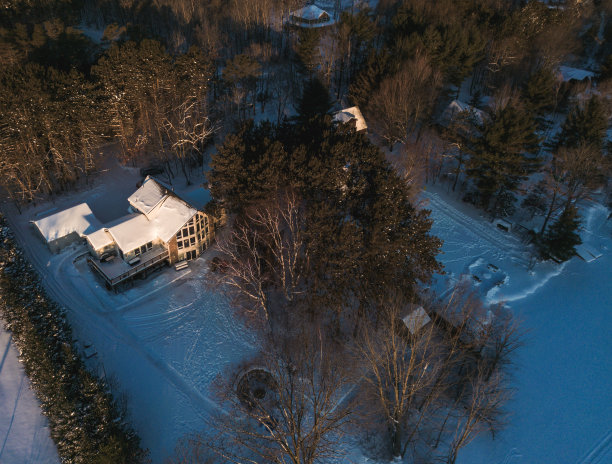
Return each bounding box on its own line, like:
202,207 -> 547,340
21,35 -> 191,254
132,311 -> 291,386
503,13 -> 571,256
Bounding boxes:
296,77 -> 332,125
465,103 -> 540,211
557,96 -> 608,150
295,28 -> 321,73
540,204 -> 582,262
523,66 -> 557,126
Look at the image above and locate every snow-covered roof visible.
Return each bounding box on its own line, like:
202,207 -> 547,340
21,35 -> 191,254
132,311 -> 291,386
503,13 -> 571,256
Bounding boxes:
558,66 -> 594,82
85,228 -> 114,251
575,243 -> 602,262
402,306 -> 431,335
32,203 -> 101,242
106,214 -> 158,253
441,100 -> 487,126
105,193 -> 198,252
128,176 -> 168,216
288,4 -> 334,27
150,195 -> 197,243
293,4 -> 328,20
333,106 -> 368,131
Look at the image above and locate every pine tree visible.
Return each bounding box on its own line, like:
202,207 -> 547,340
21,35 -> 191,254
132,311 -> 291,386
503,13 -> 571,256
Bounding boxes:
295,28 -> 321,73
557,96 -> 608,150
465,103 -> 540,211
523,66 -> 557,126
541,204 -> 582,262
296,77 -> 332,124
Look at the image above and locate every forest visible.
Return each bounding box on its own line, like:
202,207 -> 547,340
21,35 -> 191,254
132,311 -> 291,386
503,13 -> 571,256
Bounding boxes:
0,0 -> 611,463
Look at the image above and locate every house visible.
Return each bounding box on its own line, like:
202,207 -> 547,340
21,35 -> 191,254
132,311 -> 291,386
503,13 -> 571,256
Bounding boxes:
32,203 -> 102,253
287,4 -> 334,28
333,106 -> 367,132
33,176 -> 226,290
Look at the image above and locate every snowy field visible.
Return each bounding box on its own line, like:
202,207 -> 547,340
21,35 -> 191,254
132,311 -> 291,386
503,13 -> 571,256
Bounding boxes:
0,159 -> 610,463
422,184 -> 612,464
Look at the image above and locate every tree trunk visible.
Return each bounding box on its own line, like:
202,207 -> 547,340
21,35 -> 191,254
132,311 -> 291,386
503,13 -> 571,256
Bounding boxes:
540,189 -> 558,236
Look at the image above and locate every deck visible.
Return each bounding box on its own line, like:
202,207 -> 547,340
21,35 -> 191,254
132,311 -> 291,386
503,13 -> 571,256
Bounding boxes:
88,246 -> 169,288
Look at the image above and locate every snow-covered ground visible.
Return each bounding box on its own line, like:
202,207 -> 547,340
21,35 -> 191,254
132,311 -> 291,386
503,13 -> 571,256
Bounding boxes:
0,325 -> 59,464
1,158 -> 610,463
422,184 -> 612,464
1,159 -> 258,462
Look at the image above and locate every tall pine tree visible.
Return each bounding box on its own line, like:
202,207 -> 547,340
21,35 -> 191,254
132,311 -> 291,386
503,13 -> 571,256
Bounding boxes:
465,103 -> 540,213
540,204 -> 582,262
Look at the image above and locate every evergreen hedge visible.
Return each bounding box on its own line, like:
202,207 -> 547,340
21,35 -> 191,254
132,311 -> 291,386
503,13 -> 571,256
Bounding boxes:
0,215 -> 148,463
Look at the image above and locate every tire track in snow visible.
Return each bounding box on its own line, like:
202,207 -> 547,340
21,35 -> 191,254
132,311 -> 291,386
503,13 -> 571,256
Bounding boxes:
423,191 -> 529,265
576,429 -> 612,464
1,211 -> 227,420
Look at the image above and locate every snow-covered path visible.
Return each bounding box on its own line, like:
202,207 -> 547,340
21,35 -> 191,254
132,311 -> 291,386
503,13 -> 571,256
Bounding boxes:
1,162 -> 257,462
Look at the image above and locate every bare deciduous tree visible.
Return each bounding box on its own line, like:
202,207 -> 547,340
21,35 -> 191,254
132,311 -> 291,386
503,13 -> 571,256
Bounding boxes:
368,54 -> 442,150
214,191 -> 307,324
207,331 -> 354,464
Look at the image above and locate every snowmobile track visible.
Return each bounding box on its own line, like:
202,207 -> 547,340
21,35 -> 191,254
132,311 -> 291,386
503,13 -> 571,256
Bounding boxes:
576,429 -> 612,464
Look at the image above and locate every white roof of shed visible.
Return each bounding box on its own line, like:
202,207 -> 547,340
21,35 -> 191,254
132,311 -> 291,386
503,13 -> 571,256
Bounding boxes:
402,306 -> 431,335
334,106 -> 367,131
33,203 -> 101,242
558,66 -> 594,82
442,100 -> 487,126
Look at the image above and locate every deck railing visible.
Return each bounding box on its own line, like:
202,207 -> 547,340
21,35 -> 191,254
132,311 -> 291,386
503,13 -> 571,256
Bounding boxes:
88,249 -> 169,287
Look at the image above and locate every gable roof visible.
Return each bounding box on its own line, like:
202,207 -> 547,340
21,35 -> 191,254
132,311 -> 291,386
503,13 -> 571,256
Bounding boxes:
402,306 -> 431,335
293,4 -> 329,20
333,106 -> 367,131
558,66 -> 594,82
33,203 -> 101,242
86,228 -> 115,251
441,100 -> 487,127
128,176 -> 167,216
107,179 -> 199,252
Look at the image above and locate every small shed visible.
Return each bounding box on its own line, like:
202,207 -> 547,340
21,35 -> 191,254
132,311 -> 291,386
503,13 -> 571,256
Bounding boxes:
440,100 -> 487,127
32,203 -> 101,253
333,106 -> 367,132
557,66 -> 594,83
402,306 -> 431,335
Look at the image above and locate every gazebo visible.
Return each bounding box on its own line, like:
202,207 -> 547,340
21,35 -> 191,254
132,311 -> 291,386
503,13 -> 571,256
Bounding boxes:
288,4 -> 335,28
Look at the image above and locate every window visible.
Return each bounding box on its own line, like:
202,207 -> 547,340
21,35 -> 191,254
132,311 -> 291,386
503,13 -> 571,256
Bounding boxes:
147,242 -> 153,251
140,244 -> 147,255
189,226 -> 195,235
176,232 -> 181,240
134,248 -> 141,256
182,227 -> 188,236
178,240 -> 184,250
197,222 -> 200,232
190,237 -> 195,246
